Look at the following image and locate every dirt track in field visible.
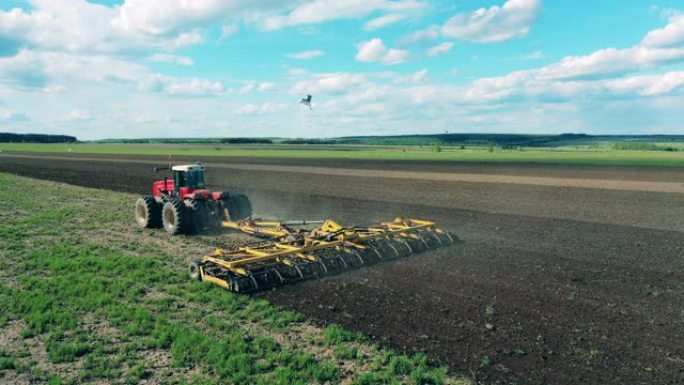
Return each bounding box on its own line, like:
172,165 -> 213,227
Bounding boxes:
1,153 -> 683,385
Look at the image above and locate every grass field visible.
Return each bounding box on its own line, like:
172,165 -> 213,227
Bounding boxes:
1,143 -> 683,167
0,173 -> 470,385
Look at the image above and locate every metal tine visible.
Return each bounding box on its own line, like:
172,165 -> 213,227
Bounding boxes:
373,239 -> 399,260
340,251 -> 364,267
319,252 -> 347,272
443,231 -> 458,244
391,238 -> 415,256
358,246 -> 382,263
400,236 -> 426,254
230,275 -> 257,293
416,231 -> 439,248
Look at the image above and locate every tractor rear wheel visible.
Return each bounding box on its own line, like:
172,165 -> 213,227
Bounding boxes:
162,199 -> 190,235
135,196 -> 161,228
226,193 -> 252,220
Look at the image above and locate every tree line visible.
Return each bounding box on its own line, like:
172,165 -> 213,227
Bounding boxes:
0,133 -> 77,143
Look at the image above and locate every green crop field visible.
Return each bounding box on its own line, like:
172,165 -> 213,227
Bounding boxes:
0,173 -> 470,385
1,142 -> 683,167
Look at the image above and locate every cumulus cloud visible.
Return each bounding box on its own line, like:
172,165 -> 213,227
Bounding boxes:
457,14 -> 684,103
441,0 -> 541,43
287,50 -> 325,59
426,42 -> 453,56
641,12 -> 684,48
0,1 -> 212,55
356,38 -> 409,65
147,53 -> 194,66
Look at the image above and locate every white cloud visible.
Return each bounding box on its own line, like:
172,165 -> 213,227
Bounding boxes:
364,13 -> 407,31
237,102 -> 286,115
287,50 -> 325,59
291,73 -> 367,95
237,104 -> 259,115
602,71 -> 684,96
0,49 -> 150,90
166,78 -> 225,96
0,1 -> 217,57
426,42 -> 453,56
170,31 -> 204,47
147,53 -> 194,66
238,83 -> 255,94
457,14 -> 684,103
441,0 -> 541,43
393,69 -> 428,84
0,8 -> 34,55
356,38 -> 409,65
262,0 -> 425,29
1,0 -> 683,139
113,0 -> 292,36
641,12 -> 684,48
258,82 -> 276,92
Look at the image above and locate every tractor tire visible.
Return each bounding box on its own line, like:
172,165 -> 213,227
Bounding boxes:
135,196 -> 161,228
226,193 -> 252,221
186,199 -> 210,234
188,261 -> 202,281
162,199 -> 191,235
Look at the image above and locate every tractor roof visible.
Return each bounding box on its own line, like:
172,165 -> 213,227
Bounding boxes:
172,164 -> 205,172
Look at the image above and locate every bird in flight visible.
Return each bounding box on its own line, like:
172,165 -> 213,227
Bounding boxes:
300,94 -> 312,110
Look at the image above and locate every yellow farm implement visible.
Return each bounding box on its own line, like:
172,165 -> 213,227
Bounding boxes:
189,217 -> 457,292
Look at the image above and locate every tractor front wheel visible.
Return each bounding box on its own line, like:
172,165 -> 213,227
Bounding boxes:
162,199 -> 190,235
135,196 -> 161,228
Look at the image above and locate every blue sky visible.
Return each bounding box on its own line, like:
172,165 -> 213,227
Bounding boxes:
1,0 -> 683,140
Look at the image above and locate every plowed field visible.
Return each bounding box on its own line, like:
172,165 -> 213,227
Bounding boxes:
1,153 -> 682,385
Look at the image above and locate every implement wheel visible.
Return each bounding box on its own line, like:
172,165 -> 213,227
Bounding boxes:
189,261 -> 202,281
162,199 -> 190,235
225,193 -> 252,220
135,196 -> 161,229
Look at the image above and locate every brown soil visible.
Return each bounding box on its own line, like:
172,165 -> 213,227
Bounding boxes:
1,153 -> 683,385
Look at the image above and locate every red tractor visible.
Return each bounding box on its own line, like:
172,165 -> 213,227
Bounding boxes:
134,163 -> 252,234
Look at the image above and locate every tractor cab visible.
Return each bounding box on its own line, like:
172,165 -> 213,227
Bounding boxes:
153,163 -> 208,199
172,164 -> 206,191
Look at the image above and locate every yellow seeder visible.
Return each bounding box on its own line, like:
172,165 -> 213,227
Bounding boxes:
189,217 -> 457,292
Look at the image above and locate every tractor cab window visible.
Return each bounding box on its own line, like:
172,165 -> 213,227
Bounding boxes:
173,171 -> 186,188
185,170 -> 205,189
